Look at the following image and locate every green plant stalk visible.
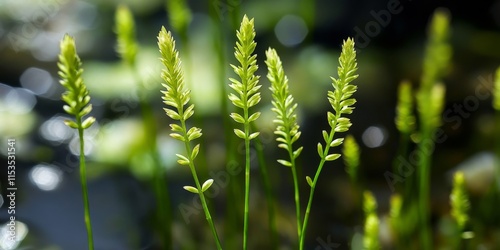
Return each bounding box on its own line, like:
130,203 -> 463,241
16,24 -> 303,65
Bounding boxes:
289,148 -> 301,240
77,120 -> 94,250
299,38 -> 358,249
228,15 -> 261,250
243,109 -> 251,250
299,123 -> 337,250
180,118 -> 223,250
266,47 -> 303,244
417,127 -> 432,250
58,34 -> 95,250
398,135 -> 412,198
415,10 -> 451,248
251,123 -> 278,249
158,27 -> 221,249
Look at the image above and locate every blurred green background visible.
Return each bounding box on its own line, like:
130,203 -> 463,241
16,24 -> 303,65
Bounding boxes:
0,0 -> 499,249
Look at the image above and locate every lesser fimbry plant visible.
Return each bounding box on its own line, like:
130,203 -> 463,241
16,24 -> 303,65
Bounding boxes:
363,191 -> 380,250
166,0 -> 192,38
416,9 -> 451,248
228,15 -> 261,250
115,5 -> 138,67
395,80 -> 416,136
266,47 -> 303,241
394,80 -> 416,201
363,190 -> 377,215
115,6 -> 173,248
342,134 -> 360,183
300,38 -> 358,250
58,34 -> 96,250
450,171 -> 470,232
157,27 -> 222,249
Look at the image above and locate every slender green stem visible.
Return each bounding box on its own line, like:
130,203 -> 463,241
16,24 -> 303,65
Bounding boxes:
77,120 -> 94,250
289,148 -> 301,240
179,117 -> 223,250
397,135 -> 411,197
418,127 -> 432,250
251,123 -> 278,249
299,124 -> 336,250
243,109 -> 251,250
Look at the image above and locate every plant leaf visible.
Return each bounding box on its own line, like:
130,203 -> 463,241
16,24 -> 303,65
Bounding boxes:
176,154 -> 190,165
230,113 -> 245,123
277,159 -> 292,167
234,129 -> 246,139
183,185 -> 199,194
248,132 -> 260,140
81,116 -> 95,129
201,179 -> 214,192
64,119 -> 79,129
330,138 -> 344,147
317,143 -> 324,158
306,176 -> 313,187
325,153 -> 341,161
191,144 -> 200,159
247,112 -> 261,122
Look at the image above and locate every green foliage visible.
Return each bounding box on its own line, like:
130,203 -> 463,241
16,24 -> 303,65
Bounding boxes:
267,48 -> 303,166
363,191 -> 380,250
420,9 -> 452,92
342,134 -> 359,183
58,34 -> 95,130
450,171 -> 470,231
395,80 -> 416,135
300,38 -> 358,250
363,190 -> 377,215
415,9 -> 451,248
166,0 -> 192,35
229,15 -> 262,139
228,15 -> 261,250
312,37 -> 358,170
158,27 -> 221,249
417,83 -> 446,131
58,34 -> 95,250
158,26 -> 204,188
266,47 -> 303,239
326,38 -> 358,136
115,5 -> 138,67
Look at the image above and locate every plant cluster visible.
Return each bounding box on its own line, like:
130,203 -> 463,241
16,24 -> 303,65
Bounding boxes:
53,5 -> 500,250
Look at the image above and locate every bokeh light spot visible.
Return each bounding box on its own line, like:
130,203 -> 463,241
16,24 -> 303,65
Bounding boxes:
29,164 -> 63,191
0,221 -> 28,250
274,15 -> 308,47
362,126 -> 387,148
20,67 -> 53,95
